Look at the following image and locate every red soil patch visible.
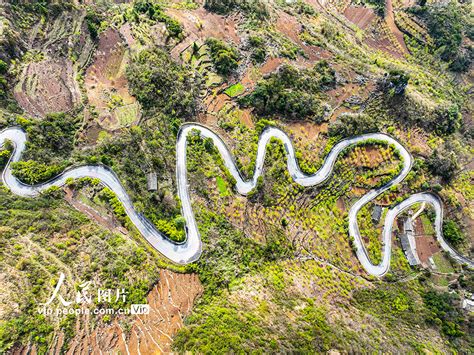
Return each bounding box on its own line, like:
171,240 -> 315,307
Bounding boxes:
205,91 -> 231,114
396,128 -> 432,157
363,146 -> 386,167
198,112 -> 217,126
336,197 -> 346,212
287,121 -> 328,139
416,236 -> 441,265
384,0 -> 409,54
414,216 -> 428,236
84,28 -> 138,130
14,58 -> 80,117
344,6 -> 376,30
260,57 -> 284,75
167,6 -> 240,61
49,269 -> 203,354
276,11 -> 332,62
171,7 -> 240,43
240,108 -> 254,128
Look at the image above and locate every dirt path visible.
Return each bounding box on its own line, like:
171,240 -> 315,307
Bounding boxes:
385,0 -> 409,54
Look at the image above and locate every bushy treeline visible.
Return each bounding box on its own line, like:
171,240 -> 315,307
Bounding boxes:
0,60 -> 7,100
10,160 -> 68,185
127,48 -> 199,117
239,61 -> 335,122
411,1 -> 472,72
128,0 -> 184,40
329,113 -> 379,138
6,112 -> 79,184
442,219 -> 465,247
354,283 -> 470,345
204,0 -> 269,20
205,37 -> 240,76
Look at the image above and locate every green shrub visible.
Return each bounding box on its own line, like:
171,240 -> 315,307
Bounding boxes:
205,37 -> 239,76
248,35 -> 266,63
432,105 -> 461,135
127,48 -> 198,116
98,187 -> 127,222
85,9 -> 101,39
153,218 -> 185,243
239,62 -> 335,122
426,146 -> 459,182
0,60 -> 7,99
442,220 -> 464,247
0,150 -> 10,167
0,60 -> 7,74
424,2 -> 463,62
204,0 -> 269,20
329,113 -> 379,138
11,160 -> 67,185
423,290 -> 464,338
290,304 -> 333,352
380,69 -> 410,96
362,0 -> 385,16
23,112 -> 79,163
131,0 -> 183,39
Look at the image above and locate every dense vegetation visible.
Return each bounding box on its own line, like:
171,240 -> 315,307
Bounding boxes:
129,0 -> 184,40
240,62 -> 335,122
0,60 -> 8,99
204,0 -> 269,20
127,48 -> 199,116
8,113 -> 79,184
329,113 -> 379,138
247,35 -> 267,64
413,2 -> 473,72
426,145 -> 459,182
0,0 -> 473,353
423,290 -> 465,338
442,219 -> 465,247
205,37 -> 240,76
0,185 -> 166,353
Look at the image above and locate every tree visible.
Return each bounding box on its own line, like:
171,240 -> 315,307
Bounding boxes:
442,220 -> 464,246
424,2 -> 463,62
426,147 -> 459,182
0,59 -> 7,99
432,105 -> 461,135
0,59 -> 7,74
24,112 -> 79,162
85,9 -> 101,39
239,63 -> 335,122
380,69 -> 410,96
204,0 -> 269,19
423,290 -> 464,338
248,36 -> 266,64
205,38 -> 239,76
131,0 -> 183,39
328,113 -> 379,137
127,49 -> 198,117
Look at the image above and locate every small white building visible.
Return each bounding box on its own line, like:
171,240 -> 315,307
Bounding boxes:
147,171 -> 157,191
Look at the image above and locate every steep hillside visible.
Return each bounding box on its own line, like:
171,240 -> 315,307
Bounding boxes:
0,0 -> 472,353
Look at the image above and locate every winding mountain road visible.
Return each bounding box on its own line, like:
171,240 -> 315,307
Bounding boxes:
1,124 -> 472,276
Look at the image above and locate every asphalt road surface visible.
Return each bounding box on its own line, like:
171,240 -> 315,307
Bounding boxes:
1,125 -> 472,275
